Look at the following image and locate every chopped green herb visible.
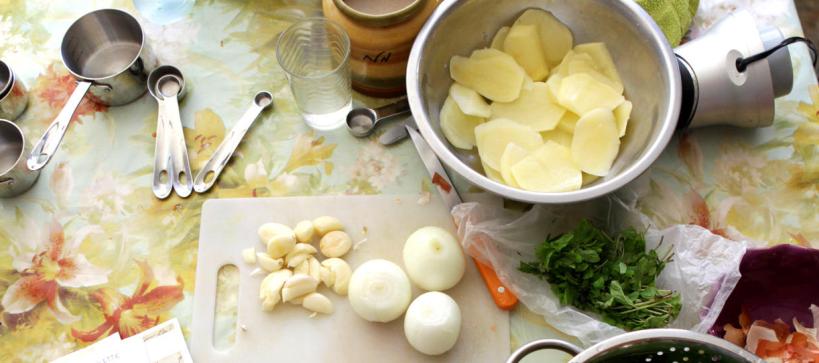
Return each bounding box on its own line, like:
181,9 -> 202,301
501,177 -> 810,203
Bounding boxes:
520,220 -> 681,331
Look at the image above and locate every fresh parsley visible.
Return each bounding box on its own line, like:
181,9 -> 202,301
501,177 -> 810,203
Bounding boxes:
520,220 -> 681,331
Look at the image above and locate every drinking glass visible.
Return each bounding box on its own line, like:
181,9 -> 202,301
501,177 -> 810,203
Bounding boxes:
276,18 -> 352,130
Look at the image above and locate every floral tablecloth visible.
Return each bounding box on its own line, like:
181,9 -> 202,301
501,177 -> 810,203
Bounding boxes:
0,0 -> 816,362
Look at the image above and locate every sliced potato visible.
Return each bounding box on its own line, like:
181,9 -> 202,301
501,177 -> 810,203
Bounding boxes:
440,96 -> 485,149
490,26 -> 510,50
474,119 -> 542,170
582,173 -> 601,186
540,129 -> 573,149
499,143 -> 528,187
449,83 -> 491,118
514,9 -> 573,67
556,112 -> 579,134
511,141 -> 582,192
545,73 -> 563,99
490,82 -> 565,131
482,161 -> 505,185
573,42 -> 622,85
503,24 -> 550,81
566,54 -> 623,94
571,108 -> 620,176
450,49 -> 526,102
614,100 -> 632,137
557,73 -> 624,115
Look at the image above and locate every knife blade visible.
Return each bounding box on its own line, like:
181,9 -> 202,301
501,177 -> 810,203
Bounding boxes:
404,122 -> 518,310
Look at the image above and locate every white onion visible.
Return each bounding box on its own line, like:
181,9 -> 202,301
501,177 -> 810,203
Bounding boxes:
402,226 -> 465,291
404,291 -> 462,355
348,259 -> 412,323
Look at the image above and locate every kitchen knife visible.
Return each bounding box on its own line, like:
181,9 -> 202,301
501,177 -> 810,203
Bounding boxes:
404,121 -> 518,310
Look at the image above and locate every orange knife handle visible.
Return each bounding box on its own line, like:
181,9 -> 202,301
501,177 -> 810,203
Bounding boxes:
472,258 -> 518,310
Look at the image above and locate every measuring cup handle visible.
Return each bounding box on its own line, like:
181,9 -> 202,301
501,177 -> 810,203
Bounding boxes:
506,339 -> 582,363
152,100 -> 173,199
27,81 -> 92,171
193,104 -> 266,193
373,96 -> 410,119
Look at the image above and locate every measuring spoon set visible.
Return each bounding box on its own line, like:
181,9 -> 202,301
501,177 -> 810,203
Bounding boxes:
147,65 -> 273,199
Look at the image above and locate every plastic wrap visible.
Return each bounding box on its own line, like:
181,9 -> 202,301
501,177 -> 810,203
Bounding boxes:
452,195 -> 747,346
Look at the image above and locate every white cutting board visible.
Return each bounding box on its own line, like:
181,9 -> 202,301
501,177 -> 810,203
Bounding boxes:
190,195 -> 509,363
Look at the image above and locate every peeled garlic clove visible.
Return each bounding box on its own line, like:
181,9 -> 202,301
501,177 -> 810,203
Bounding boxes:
261,295 -> 278,312
258,223 -> 294,244
308,257 -> 322,281
321,258 -> 351,296
267,233 -> 297,259
294,220 -> 315,243
282,275 -> 319,302
302,292 -> 334,315
319,265 -> 335,288
256,252 -> 283,272
313,216 -> 344,236
320,231 -> 353,258
293,260 -> 310,275
259,269 -> 292,310
286,243 -> 318,267
289,296 -> 305,305
242,248 -> 257,265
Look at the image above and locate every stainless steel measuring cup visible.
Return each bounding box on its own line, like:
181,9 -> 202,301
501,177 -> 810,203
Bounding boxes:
27,9 -> 156,171
147,66 -> 188,199
0,119 -> 39,198
0,61 -> 29,121
193,91 -> 274,193
147,66 -> 192,198
345,97 -> 410,138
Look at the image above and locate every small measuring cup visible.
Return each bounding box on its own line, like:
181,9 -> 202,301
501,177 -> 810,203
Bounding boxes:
0,119 -> 39,198
346,97 -> 410,138
147,65 -> 187,199
0,61 -> 29,121
193,91 -> 274,193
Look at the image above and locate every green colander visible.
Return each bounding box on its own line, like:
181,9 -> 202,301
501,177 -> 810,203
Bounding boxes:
507,329 -> 764,363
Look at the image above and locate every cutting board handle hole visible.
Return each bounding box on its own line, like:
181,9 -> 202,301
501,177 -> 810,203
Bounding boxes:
213,264 -> 239,351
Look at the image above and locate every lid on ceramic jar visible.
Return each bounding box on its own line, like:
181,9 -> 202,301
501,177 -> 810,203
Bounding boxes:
333,0 -> 427,27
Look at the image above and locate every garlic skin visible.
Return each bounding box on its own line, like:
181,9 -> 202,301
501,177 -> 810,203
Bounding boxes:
403,226 -> 465,291
348,259 -> 412,323
294,220 -> 315,243
313,216 -> 344,236
404,292 -> 462,355
320,231 -> 353,258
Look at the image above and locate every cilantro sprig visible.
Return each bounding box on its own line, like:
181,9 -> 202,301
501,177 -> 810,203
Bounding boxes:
520,220 -> 681,331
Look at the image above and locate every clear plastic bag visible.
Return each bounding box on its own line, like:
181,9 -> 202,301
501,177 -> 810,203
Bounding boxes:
452,194 -> 747,346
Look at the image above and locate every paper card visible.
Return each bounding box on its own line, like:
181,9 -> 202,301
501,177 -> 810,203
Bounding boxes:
125,319 -> 193,363
52,333 -> 124,363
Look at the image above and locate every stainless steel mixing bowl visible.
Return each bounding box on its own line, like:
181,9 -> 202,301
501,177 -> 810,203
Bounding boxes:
406,0 -> 793,204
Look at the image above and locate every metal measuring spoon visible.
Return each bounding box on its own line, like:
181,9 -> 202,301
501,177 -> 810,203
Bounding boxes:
156,73 -> 193,198
193,91 -> 274,193
147,66 -> 185,199
346,97 -> 410,138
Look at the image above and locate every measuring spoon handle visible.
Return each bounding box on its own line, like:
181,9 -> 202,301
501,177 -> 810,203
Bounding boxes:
163,95 -> 193,198
193,97 -> 271,193
152,99 -> 173,199
372,96 -> 410,120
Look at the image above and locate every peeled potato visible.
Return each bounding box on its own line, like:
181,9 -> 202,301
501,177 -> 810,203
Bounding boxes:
474,119 -> 542,170
490,82 -> 565,131
566,54 -> 623,94
482,161 -> 505,184
571,108 -> 620,176
574,42 -> 622,85
582,173 -> 601,186
511,141 -> 582,192
499,143 -> 528,187
614,100 -> 632,137
503,24 -> 550,81
540,129 -> 573,149
449,83 -> 491,118
440,96 -> 484,150
490,26 -> 510,50
545,73 -> 563,99
450,49 -> 526,102
556,112 -> 579,134
514,9 -> 573,67
557,73 -> 624,115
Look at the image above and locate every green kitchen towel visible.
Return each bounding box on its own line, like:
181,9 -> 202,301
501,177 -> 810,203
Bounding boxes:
636,0 -> 700,46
